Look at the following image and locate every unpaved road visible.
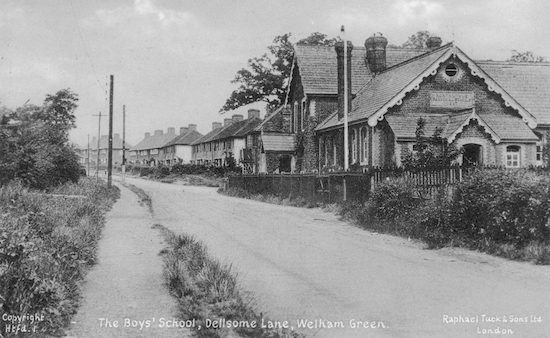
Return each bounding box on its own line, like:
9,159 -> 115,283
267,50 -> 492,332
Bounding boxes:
123,176 -> 550,338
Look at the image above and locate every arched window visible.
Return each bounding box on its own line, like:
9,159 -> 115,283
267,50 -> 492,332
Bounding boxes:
351,129 -> 357,163
506,146 -> 521,168
360,127 -> 368,163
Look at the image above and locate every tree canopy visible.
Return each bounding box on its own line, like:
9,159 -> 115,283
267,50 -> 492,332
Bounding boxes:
508,50 -> 546,63
220,32 -> 338,113
0,88 -> 81,189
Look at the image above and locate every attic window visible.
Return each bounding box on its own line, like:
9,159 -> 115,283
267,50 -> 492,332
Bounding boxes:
445,64 -> 458,77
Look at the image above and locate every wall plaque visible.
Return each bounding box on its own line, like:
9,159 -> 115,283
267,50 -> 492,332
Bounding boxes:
430,91 -> 474,109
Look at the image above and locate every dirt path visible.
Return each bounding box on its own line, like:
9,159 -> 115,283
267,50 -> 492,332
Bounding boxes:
65,183 -> 191,338
122,176 -> 550,338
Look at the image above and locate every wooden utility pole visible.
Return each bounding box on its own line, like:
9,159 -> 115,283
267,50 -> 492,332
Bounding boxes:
342,25 -> 349,201
122,104 -> 126,183
87,134 -> 90,176
107,75 -> 114,188
92,112 -> 102,183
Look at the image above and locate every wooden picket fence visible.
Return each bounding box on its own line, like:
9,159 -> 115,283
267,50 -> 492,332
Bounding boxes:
226,165 -> 467,204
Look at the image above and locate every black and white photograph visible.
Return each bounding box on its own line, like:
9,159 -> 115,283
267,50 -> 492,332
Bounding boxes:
1,0 -> 549,337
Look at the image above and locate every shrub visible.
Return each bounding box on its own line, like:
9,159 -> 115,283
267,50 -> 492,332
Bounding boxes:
369,178 -> 420,220
0,179 -> 119,336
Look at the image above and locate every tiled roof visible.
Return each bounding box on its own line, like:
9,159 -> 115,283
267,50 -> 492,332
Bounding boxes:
191,118 -> 262,145
262,133 -> 296,152
479,114 -> 538,141
131,132 -> 178,151
165,130 -> 204,147
86,136 -> 132,150
255,106 -> 288,131
385,112 -> 538,142
294,44 -> 431,95
477,61 -> 550,125
191,127 -> 224,145
316,44 -> 452,130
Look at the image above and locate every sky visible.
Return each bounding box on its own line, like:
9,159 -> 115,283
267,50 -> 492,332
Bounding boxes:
0,0 -> 548,147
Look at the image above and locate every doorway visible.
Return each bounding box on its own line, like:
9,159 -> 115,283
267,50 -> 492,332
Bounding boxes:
463,144 -> 482,166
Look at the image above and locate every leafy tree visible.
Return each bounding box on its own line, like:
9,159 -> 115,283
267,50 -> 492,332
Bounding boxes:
400,30 -> 431,49
508,50 -> 546,63
0,89 -> 81,189
402,118 -> 461,168
220,32 -> 338,113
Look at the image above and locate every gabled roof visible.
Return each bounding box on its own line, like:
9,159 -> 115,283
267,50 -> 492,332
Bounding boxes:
164,130 -> 204,147
191,117 -> 262,145
316,43 -> 539,131
255,106 -> 285,131
385,110 -> 538,144
131,132 -> 177,151
294,44 -> 431,96
262,133 -> 296,152
477,61 -> 550,125
191,126 -> 224,145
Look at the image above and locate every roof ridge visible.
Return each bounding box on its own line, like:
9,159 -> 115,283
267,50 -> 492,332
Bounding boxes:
379,42 -> 453,74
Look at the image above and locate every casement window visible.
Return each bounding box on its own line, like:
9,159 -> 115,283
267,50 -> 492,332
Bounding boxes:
293,101 -> 299,133
140,150 -> 147,156
301,99 -> 306,131
506,145 -> 520,168
536,141 -> 543,166
150,149 -> 159,155
351,129 -> 357,163
360,127 -> 368,163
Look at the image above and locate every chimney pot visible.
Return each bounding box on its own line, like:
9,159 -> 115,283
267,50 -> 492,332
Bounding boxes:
426,36 -> 442,49
224,118 -> 233,127
145,132 -> 151,138
180,127 -> 189,135
114,133 -> 120,139
335,40 -> 354,121
365,34 -> 388,73
247,109 -> 260,119
154,129 -> 163,136
188,124 -> 197,131
212,122 -> 222,130
167,127 -> 175,134
232,114 -> 244,122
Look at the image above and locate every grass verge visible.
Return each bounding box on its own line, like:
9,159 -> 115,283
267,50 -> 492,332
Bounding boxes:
154,224 -> 303,338
0,178 -> 120,337
122,182 -> 154,214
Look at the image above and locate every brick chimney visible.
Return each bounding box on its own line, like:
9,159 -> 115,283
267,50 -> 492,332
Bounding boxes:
224,118 -> 233,127
365,34 -> 388,74
92,136 -> 97,146
114,133 -> 120,139
426,36 -> 442,49
335,40 -> 353,121
145,132 -> 151,138
248,109 -> 260,119
167,127 -> 175,134
180,127 -> 189,135
212,122 -> 222,130
232,114 -> 244,123
188,124 -> 197,131
154,130 -> 163,136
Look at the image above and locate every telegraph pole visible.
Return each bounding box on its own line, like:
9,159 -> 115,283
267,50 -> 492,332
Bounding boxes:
92,112 -> 102,183
87,134 -> 90,176
122,104 -> 126,183
107,75 -> 114,188
342,25 -> 349,201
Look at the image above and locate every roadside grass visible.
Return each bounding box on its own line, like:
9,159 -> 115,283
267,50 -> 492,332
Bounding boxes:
219,187 -> 318,209
119,164 -> 225,187
154,224 -> 303,338
0,178 -> 119,337
122,184 -> 302,337
122,182 -> 154,214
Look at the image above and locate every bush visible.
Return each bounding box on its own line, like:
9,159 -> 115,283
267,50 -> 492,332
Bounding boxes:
369,178 -> 420,220
450,169 -> 550,248
0,179 -> 119,336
